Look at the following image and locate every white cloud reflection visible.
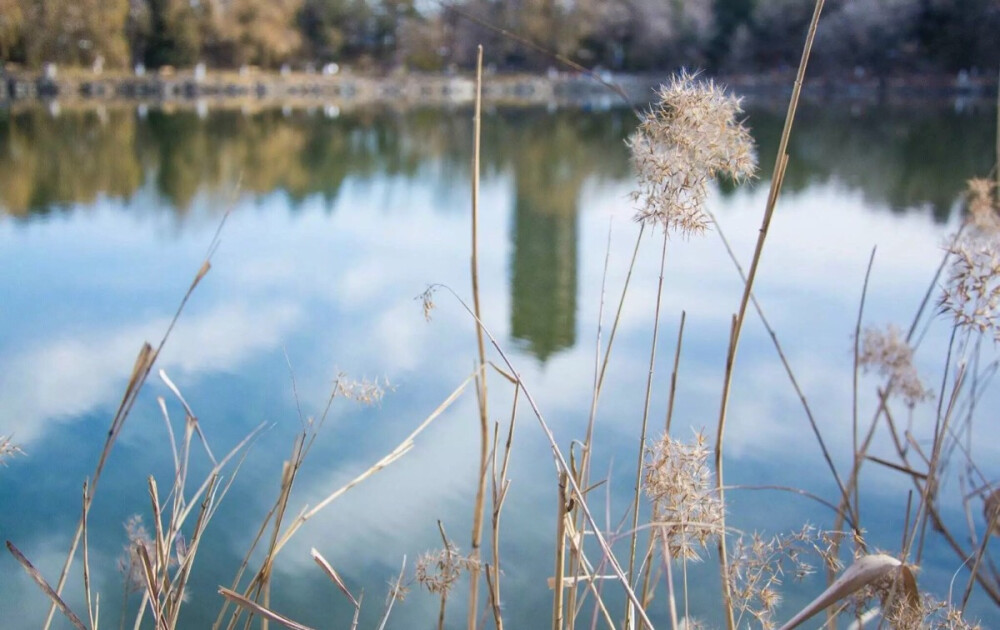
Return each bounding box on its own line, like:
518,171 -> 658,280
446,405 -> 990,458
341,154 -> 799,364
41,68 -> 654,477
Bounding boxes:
0,301 -> 301,445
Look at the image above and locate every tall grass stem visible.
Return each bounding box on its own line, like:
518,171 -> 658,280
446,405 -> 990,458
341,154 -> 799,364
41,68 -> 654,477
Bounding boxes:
714,3 -> 826,627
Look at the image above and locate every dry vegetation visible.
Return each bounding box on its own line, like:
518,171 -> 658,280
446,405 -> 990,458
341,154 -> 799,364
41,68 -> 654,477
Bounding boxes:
4,1 -> 1000,629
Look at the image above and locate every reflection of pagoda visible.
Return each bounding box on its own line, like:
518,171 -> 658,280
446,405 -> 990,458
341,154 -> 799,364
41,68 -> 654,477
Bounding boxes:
509,153 -> 582,362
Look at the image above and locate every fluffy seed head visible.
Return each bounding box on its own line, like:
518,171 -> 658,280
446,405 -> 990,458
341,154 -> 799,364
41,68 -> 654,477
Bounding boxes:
940,178 -> 1000,339
643,430 -> 724,560
858,324 -> 932,407
414,541 -> 480,596
0,435 -> 24,466
117,515 -> 156,592
628,71 -> 757,236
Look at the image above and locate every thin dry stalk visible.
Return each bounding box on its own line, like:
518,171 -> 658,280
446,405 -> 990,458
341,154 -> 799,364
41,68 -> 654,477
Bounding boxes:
45,341 -> 155,629
961,497 -> 1000,611
713,4 -> 826,628
556,517 -> 618,630
218,587 -> 315,630
82,480 -> 98,630
554,472 -> 569,630
570,221 -> 646,625
657,531 -> 680,630
42,201 -> 234,630
311,548 -> 360,609
429,284 -> 655,628
887,424 -> 1000,605
707,209 -> 854,528
851,249 -> 877,530
377,556 -> 407,630
640,312 -> 687,609
628,229 -> 670,616
274,369 -> 478,555
664,312 -> 685,435
222,370 -> 478,629
468,43 -> 489,630
120,377 -> 265,630
488,382 -> 519,630
7,541 -> 88,630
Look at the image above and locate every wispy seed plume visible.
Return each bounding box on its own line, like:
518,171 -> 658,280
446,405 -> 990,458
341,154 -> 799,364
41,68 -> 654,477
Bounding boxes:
628,70 -> 757,236
858,324 -> 932,407
940,178 -> 1000,340
643,430 -> 725,560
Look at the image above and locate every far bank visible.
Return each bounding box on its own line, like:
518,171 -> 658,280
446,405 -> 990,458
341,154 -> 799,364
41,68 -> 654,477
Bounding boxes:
2,67 -> 997,108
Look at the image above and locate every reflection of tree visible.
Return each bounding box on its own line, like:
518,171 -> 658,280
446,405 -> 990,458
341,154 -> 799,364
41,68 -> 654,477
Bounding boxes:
2,102 -> 992,231
0,108 -> 142,216
505,110 -> 631,361
747,103 -> 996,222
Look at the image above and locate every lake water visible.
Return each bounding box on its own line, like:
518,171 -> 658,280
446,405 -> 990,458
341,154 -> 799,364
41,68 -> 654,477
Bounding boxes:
1,98 -> 999,629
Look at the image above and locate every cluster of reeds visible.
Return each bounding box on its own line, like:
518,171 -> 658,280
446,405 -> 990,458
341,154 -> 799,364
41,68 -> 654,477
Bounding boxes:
5,1 -> 1000,628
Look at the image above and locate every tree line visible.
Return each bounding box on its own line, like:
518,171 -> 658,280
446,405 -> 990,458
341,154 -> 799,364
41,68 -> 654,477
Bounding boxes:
0,0 -> 997,75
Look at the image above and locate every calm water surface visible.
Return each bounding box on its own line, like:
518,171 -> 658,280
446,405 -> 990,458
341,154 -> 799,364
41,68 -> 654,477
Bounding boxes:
1,101 -> 998,628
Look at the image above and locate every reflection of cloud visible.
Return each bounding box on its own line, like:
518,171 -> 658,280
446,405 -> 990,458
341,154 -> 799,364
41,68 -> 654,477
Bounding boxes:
0,535 -> 99,629
0,302 -> 301,445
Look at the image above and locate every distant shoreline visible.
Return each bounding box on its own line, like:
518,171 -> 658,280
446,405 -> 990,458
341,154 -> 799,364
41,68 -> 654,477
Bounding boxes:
1,68 -> 996,108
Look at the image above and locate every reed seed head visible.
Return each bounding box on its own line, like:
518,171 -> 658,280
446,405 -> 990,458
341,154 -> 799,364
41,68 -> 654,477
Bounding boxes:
858,324 -> 932,406
0,435 -> 24,465
117,515 -> 155,592
643,430 -> 724,560
940,178 -> 1000,340
417,286 -> 438,321
728,525 -> 844,629
414,542 -> 480,596
628,70 -> 757,235
984,487 -> 1000,537
336,374 -> 390,405
879,589 -> 981,630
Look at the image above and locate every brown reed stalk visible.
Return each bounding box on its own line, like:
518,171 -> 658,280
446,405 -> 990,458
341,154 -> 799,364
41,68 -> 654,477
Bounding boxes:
664,312 -> 685,436
657,531 -> 680,630
468,43 -> 489,630
377,556 -> 407,630
555,516 -> 617,629
639,311 -> 686,611
218,587 -> 315,630
568,220 -> 646,625
40,199 -> 234,630
437,520 -> 453,630
553,471 -> 569,630
488,382 -> 519,630
850,248 -> 877,532
429,283 -> 656,627
219,370 -> 479,629
627,229 -> 669,620
82,480 -> 98,630
7,541 -> 88,630
707,208 -> 856,529
961,494 -> 1000,611
124,374 -> 263,630
713,4 -> 826,628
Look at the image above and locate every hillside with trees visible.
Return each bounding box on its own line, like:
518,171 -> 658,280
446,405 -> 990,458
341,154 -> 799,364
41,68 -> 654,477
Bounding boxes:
0,0 -> 997,75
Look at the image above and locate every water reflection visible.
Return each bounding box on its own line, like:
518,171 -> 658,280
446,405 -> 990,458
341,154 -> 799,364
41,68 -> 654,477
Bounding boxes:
507,111 -> 630,360
2,101 -> 1000,628
748,101 -> 997,219
2,102 -> 995,361
4,102 -> 993,222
